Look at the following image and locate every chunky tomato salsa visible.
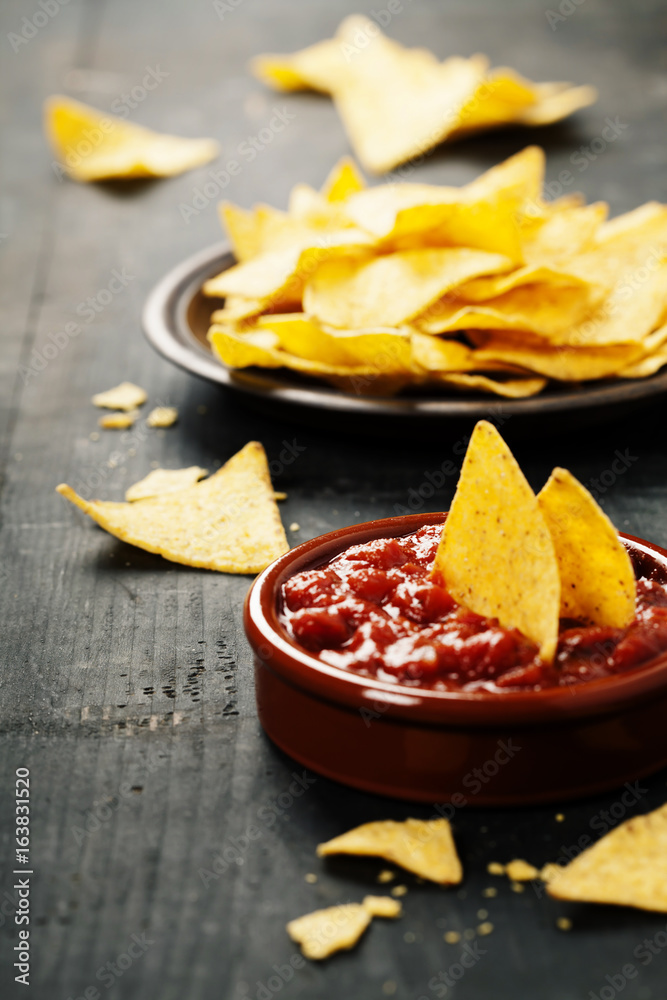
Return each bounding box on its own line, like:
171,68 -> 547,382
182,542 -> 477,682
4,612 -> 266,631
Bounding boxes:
280,525 -> 667,691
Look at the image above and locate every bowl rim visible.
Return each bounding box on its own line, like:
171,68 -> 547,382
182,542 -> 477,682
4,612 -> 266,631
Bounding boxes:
244,512 -> 667,727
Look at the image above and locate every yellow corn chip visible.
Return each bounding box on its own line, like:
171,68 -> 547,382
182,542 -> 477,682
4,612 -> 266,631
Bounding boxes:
304,248 -> 513,329
56,441 -> 288,574
317,818 -> 462,885
98,411 -> 138,430
434,372 -> 548,397
208,326 -> 384,378
432,421 -> 560,661
546,803 -> 667,912
471,333 -> 644,381
125,467 -> 208,502
146,406 -> 178,428
287,903 -> 372,960
321,157 -> 366,202
259,314 -> 414,371
362,895 -> 403,919
92,382 -> 147,411
537,468 -> 636,627
516,82 -> 598,126
45,96 -> 218,182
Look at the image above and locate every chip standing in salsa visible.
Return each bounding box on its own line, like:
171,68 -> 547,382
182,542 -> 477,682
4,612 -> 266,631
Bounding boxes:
280,524 -> 667,691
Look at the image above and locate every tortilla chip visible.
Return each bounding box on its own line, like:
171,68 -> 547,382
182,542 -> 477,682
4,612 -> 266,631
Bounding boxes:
92,382 -> 147,411
45,96 -> 218,181
259,314 -> 414,371
146,406 -> 178,428
517,83 -> 598,126
304,248 -> 513,329
362,895 -> 403,919
125,467 -> 208,502
471,333 -> 644,381
432,421 -> 560,661
98,411 -> 138,429
287,903 -> 371,960
537,468 -> 636,627
208,326 -> 385,378
321,157 -> 366,202
317,818 -> 462,885
546,803 -> 667,912
435,372 -> 548,397
56,441 -> 288,574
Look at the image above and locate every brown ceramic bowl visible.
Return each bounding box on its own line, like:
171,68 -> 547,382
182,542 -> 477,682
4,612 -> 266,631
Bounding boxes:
244,513 -> 667,805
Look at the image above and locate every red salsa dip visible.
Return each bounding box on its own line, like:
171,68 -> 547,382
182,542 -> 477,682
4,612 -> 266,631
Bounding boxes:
280,525 -> 667,692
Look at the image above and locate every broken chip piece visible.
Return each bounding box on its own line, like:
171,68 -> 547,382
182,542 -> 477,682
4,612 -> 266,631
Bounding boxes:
504,859 -> 540,882
124,466 -> 208,502
431,420 -> 561,663
92,382 -> 147,411
146,406 -> 178,428
56,441 -> 288,573
317,818 -> 462,885
45,96 -> 219,181
287,895 -> 401,960
545,803 -> 667,912
98,411 -> 138,430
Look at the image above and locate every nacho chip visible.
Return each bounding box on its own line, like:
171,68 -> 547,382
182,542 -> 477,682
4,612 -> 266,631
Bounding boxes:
146,406 -> 178,428
259,314 -> 414,371
45,96 -> 218,181
208,326 -> 385,378
546,803 -> 667,912
537,468 -> 635,627
317,818 -> 462,885
471,333 -> 644,381
435,372 -> 548,397
432,421 -> 560,661
304,248 -> 513,329
321,157 -> 366,203
362,895 -> 403,918
98,411 -> 138,430
92,382 -> 147,411
56,441 -> 288,574
125,467 -> 208,502
287,903 -> 371,960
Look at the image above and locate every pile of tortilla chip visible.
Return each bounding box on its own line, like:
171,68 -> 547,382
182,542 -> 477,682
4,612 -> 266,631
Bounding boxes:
204,147 -> 667,398
432,421 -> 636,663
251,15 -> 597,173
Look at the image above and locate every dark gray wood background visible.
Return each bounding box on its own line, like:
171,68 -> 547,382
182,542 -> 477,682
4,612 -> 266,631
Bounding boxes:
1,0 -> 667,996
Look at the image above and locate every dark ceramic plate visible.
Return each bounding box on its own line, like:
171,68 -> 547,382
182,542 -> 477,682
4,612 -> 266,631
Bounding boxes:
142,242 -> 667,431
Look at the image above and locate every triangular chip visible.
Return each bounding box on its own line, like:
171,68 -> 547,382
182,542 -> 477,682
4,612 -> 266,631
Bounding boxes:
432,421 -> 560,661
537,468 -> 635,626
92,382 -> 147,411
287,903 -> 371,960
546,803 -> 667,912
321,157 -> 366,203
56,441 -> 288,573
45,97 -> 218,181
125,467 -> 208,502
316,818 -> 462,885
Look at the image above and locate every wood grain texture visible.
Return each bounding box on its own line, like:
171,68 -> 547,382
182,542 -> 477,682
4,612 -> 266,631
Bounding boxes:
1,0 -> 667,996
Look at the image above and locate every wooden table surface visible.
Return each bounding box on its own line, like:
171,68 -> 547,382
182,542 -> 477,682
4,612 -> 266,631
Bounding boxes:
2,0 -> 667,996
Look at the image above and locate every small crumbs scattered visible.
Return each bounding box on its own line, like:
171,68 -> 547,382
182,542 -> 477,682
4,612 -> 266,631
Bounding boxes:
444,931 -> 461,944
557,917 -> 573,932
391,885 -> 408,898
382,982 -> 397,996
477,922 -> 494,936
510,882 -> 525,893
89,432 -> 100,441
487,861 -> 505,876
377,870 -> 395,884
99,411 -> 137,430
147,405 -> 178,428
197,405 -> 208,415
555,813 -> 565,822
304,873 -> 317,884
463,928 -> 476,941
477,909 -> 488,920
482,887 -> 498,898
505,859 -> 539,881
289,522 -> 301,532
403,931 -> 416,943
